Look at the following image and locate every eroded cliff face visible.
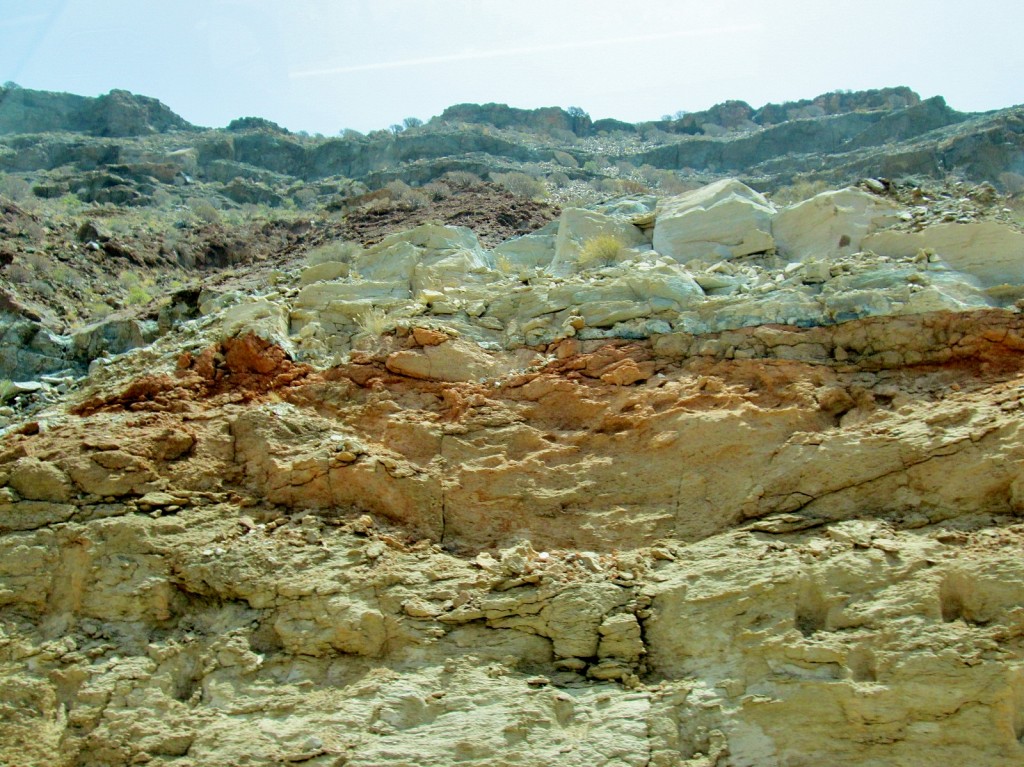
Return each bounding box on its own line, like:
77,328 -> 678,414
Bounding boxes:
3,178 -> 1024,766
2,307 -> 1024,766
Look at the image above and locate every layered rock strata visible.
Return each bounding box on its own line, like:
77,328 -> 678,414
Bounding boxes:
2,179 -> 1024,766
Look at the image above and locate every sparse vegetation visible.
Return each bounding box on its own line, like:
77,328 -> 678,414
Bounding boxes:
0,173 -> 31,201
423,181 -> 452,201
191,199 -> 222,224
126,284 -> 153,305
577,234 -> 626,268
494,254 -> 514,275
354,306 -> 392,337
306,240 -> 363,266
491,171 -> 547,200
385,180 -> 429,209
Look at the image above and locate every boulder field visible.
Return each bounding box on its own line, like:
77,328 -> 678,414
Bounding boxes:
2,179 -> 1024,766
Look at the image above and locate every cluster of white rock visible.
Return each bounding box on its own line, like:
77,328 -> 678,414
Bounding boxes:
216,178 -> 1023,362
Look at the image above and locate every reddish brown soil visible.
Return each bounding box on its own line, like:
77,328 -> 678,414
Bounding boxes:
339,182 -> 560,248
72,333 -> 313,415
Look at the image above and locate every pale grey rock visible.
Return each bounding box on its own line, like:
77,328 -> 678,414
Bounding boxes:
72,318 -> 155,362
593,195 -> 658,219
863,222 -> 1024,289
772,187 -> 901,261
581,301 -> 652,328
492,231 -> 556,270
221,300 -> 289,338
550,208 -> 648,275
299,261 -> 349,286
0,318 -> 73,380
624,264 -> 704,305
652,179 -> 776,262
358,224 -> 494,294
294,280 -> 411,309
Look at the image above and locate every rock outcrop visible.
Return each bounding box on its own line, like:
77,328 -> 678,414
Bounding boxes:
3,149 -> 1024,765
0,86 -> 196,137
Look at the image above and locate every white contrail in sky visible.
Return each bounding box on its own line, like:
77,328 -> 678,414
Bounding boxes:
290,25 -> 760,78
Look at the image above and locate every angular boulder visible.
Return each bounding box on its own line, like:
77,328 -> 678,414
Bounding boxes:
356,224 -> 493,293
652,179 -> 775,262
72,318 -> 155,362
773,187 -> 901,261
491,220 -> 559,271
385,338 -> 501,382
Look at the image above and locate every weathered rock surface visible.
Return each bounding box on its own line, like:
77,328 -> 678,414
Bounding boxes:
4,175 -> 1024,766
653,179 -> 776,262
773,187 -> 902,261
864,221 -> 1024,288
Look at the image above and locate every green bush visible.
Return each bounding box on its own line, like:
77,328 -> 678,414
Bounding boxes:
126,285 -> 153,305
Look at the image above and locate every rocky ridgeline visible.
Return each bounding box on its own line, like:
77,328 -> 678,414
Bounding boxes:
1,168 -> 1024,765
1,85 -> 1022,210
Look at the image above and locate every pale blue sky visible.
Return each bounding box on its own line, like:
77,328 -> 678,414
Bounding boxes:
2,0 -> 1022,133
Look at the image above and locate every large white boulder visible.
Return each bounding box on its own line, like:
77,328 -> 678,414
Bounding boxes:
652,179 -> 775,263
355,223 -> 494,292
492,220 -> 559,271
862,222 -> 1024,288
772,187 -> 901,261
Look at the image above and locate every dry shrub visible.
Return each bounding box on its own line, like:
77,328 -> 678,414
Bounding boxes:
4,263 -> 32,283
548,171 -> 571,188
423,182 -> 452,201
492,171 -> 546,200
578,234 -> 626,268
553,150 -> 579,168
0,174 -> 31,201
354,306 -> 392,337
443,171 -> 482,189
998,172 -> 1024,195
385,180 -> 429,210
22,252 -> 51,273
307,240 -> 363,266
191,198 -> 222,224
619,179 -> 651,195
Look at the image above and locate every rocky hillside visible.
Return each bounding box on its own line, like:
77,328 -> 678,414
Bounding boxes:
2,87 -> 1024,766
1,85 -> 1023,206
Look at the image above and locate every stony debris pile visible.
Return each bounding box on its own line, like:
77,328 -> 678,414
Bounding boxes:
184,177 -> 1021,370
